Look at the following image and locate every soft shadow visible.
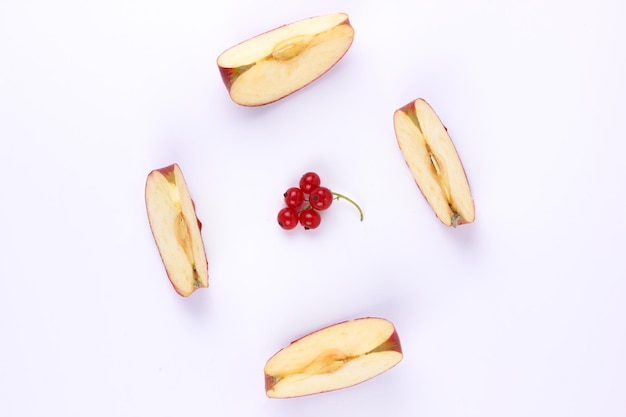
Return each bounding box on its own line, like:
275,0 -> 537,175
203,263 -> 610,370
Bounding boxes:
175,285 -> 213,319
442,215 -> 481,251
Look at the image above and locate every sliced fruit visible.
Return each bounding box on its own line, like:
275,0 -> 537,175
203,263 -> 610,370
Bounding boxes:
145,163 -> 208,296
393,98 -> 475,227
217,13 -> 354,106
264,317 -> 402,398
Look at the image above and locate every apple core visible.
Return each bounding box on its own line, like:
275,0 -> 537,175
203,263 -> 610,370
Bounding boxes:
272,34 -> 314,60
174,212 -> 201,286
302,349 -> 349,375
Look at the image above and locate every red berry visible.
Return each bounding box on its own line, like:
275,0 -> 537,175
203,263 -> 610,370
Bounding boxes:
284,187 -> 305,209
299,208 -> 322,229
299,172 -> 321,194
277,207 -> 299,230
309,186 -> 334,210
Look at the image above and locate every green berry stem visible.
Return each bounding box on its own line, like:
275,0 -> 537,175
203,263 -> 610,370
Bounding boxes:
332,192 -> 364,221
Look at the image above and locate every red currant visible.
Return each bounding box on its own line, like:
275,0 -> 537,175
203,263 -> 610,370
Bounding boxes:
299,208 -> 322,230
277,207 -> 299,230
283,187 -> 305,209
309,186 -> 334,210
299,172 -> 321,194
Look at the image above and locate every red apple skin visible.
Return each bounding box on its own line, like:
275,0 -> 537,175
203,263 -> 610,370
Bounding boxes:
217,16 -> 354,106
397,101 -> 413,115
156,163 -> 177,180
219,67 -> 234,90
371,329 -> 402,355
265,374 -> 278,392
263,319 -> 402,394
455,217 -> 470,226
218,66 -> 248,92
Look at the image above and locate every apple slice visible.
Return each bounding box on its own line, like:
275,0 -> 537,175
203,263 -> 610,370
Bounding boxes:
217,13 -> 354,106
264,317 -> 402,398
393,98 -> 475,227
145,163 -> 208,297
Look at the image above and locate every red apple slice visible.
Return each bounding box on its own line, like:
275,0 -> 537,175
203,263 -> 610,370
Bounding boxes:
264,317 -> 402,398
393,98 -> 475,227
145,163 -> 208,296
217,13 -> 354,106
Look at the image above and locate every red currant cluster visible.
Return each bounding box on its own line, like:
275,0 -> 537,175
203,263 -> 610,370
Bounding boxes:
277,172 -> 363,230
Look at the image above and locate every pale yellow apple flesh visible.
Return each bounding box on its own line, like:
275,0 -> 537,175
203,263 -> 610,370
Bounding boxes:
217,13 -> 354,106
393,98 -> 475,227
145,163 -> 208,297
264,317 -> 402,398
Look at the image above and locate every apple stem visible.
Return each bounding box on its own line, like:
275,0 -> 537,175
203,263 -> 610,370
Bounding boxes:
332,192 -> 364,221
451,213 -> 462,228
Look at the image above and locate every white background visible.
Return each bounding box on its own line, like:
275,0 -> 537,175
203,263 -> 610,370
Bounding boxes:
1,0 -> 625,416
